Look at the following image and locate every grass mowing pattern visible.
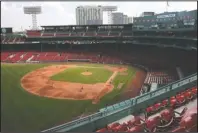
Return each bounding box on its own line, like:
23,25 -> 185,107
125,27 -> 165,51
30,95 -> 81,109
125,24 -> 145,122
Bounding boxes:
113,67 -> 136,90
51,67 -> 113,84
1,63 -> 136,132
101,66 -> 136,105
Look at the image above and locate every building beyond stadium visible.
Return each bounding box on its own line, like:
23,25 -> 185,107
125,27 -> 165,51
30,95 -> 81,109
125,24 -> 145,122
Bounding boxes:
133,10 -> 197,29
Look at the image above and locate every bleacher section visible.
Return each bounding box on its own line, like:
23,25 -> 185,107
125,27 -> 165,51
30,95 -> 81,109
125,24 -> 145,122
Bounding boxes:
140,70 -> 178,95
41,31 -> 55,37
144,70 -> 176,85
97,27 -> 109,36
108,26 -> 122,36
1,52 -> 10,61
0,51 -> 123,64
73,27 -> 86,37
26,30 -> 41,37
20,52 -> 34,62
122,25 -> 133,36
7,52 -> 24,62
2,25 -> 196,42
56,32 -> 71,37
1,34 -> 25,44
70,31 -> 78,36
84,26 -> 96,36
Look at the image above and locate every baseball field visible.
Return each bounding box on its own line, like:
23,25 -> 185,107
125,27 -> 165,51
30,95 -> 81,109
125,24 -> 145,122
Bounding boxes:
1,63 -> 138,132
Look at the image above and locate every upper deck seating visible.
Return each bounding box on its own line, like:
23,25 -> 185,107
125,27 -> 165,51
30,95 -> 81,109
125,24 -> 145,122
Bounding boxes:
26,30 -> 41,37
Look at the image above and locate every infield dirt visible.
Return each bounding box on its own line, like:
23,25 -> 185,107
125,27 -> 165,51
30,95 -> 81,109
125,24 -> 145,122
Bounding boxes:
21,65 -> 127,104
81,72 -> 92,76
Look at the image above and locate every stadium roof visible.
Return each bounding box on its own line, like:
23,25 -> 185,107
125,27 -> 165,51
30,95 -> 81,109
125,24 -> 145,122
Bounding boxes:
40,24 -> 133,28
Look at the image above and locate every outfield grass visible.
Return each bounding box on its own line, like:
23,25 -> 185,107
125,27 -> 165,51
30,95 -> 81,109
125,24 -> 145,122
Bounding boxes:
113,67 -> 136,90
1,63 -> 136,132
51,67 -> 113,84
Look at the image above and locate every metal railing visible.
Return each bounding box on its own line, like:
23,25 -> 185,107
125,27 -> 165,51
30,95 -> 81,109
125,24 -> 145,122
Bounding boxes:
42,73 -> 197,132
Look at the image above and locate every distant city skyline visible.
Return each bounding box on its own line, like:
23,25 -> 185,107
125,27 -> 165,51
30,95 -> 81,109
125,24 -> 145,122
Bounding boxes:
75,5 -> 132,25
1,1 -> 197,31
76,5 -> 116,25
111,12 -> 132,24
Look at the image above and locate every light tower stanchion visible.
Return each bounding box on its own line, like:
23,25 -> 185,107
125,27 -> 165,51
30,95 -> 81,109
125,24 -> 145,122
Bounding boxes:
32,14 -> 37,30
24,6 -> 42,30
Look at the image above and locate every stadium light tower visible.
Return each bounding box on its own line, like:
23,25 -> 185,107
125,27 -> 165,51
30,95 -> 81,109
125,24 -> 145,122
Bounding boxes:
23,6 -> 42,30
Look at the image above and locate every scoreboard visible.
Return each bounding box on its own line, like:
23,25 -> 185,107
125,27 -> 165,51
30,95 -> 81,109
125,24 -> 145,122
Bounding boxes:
1,28 -> 13,34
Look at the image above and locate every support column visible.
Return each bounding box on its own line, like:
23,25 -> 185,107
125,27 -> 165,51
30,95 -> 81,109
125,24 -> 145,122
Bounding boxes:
32,14 -> 37,30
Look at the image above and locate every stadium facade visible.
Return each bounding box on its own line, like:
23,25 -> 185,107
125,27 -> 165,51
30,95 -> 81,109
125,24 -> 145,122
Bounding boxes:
133,9 -> 197,29
140,12 -> 155,17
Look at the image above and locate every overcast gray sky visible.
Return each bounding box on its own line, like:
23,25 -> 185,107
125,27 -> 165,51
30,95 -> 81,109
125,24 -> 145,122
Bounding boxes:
1,1 -> 197,31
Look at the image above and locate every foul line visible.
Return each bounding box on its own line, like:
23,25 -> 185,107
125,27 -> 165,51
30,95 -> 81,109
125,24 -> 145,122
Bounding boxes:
106,71 -> 118,85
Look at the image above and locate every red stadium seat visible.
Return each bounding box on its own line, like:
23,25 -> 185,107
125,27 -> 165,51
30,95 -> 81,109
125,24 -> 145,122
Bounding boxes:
162,99 -> 169,107
191,87 -> 197,95
176,94 -> 186,104
170,98 -> 177,108
184,91 -> 193,100
154,103 -> 162,111
146,106 -> 155,114
145,115 -> 161,131
160,109 -> 174,122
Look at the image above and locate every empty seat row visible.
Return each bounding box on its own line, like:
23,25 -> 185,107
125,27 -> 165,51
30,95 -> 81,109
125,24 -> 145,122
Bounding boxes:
96,87 -> 197,132
146,87 -> 197,116
97,105 -> 197,132
144,71 -> 176,85
1,52 -> 123,64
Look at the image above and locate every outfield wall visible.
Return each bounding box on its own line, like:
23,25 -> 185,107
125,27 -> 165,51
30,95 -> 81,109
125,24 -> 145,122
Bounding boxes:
42,73 -> 197,132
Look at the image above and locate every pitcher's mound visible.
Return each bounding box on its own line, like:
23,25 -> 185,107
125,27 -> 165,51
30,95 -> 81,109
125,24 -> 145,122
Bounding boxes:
81,72 -> 92,76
